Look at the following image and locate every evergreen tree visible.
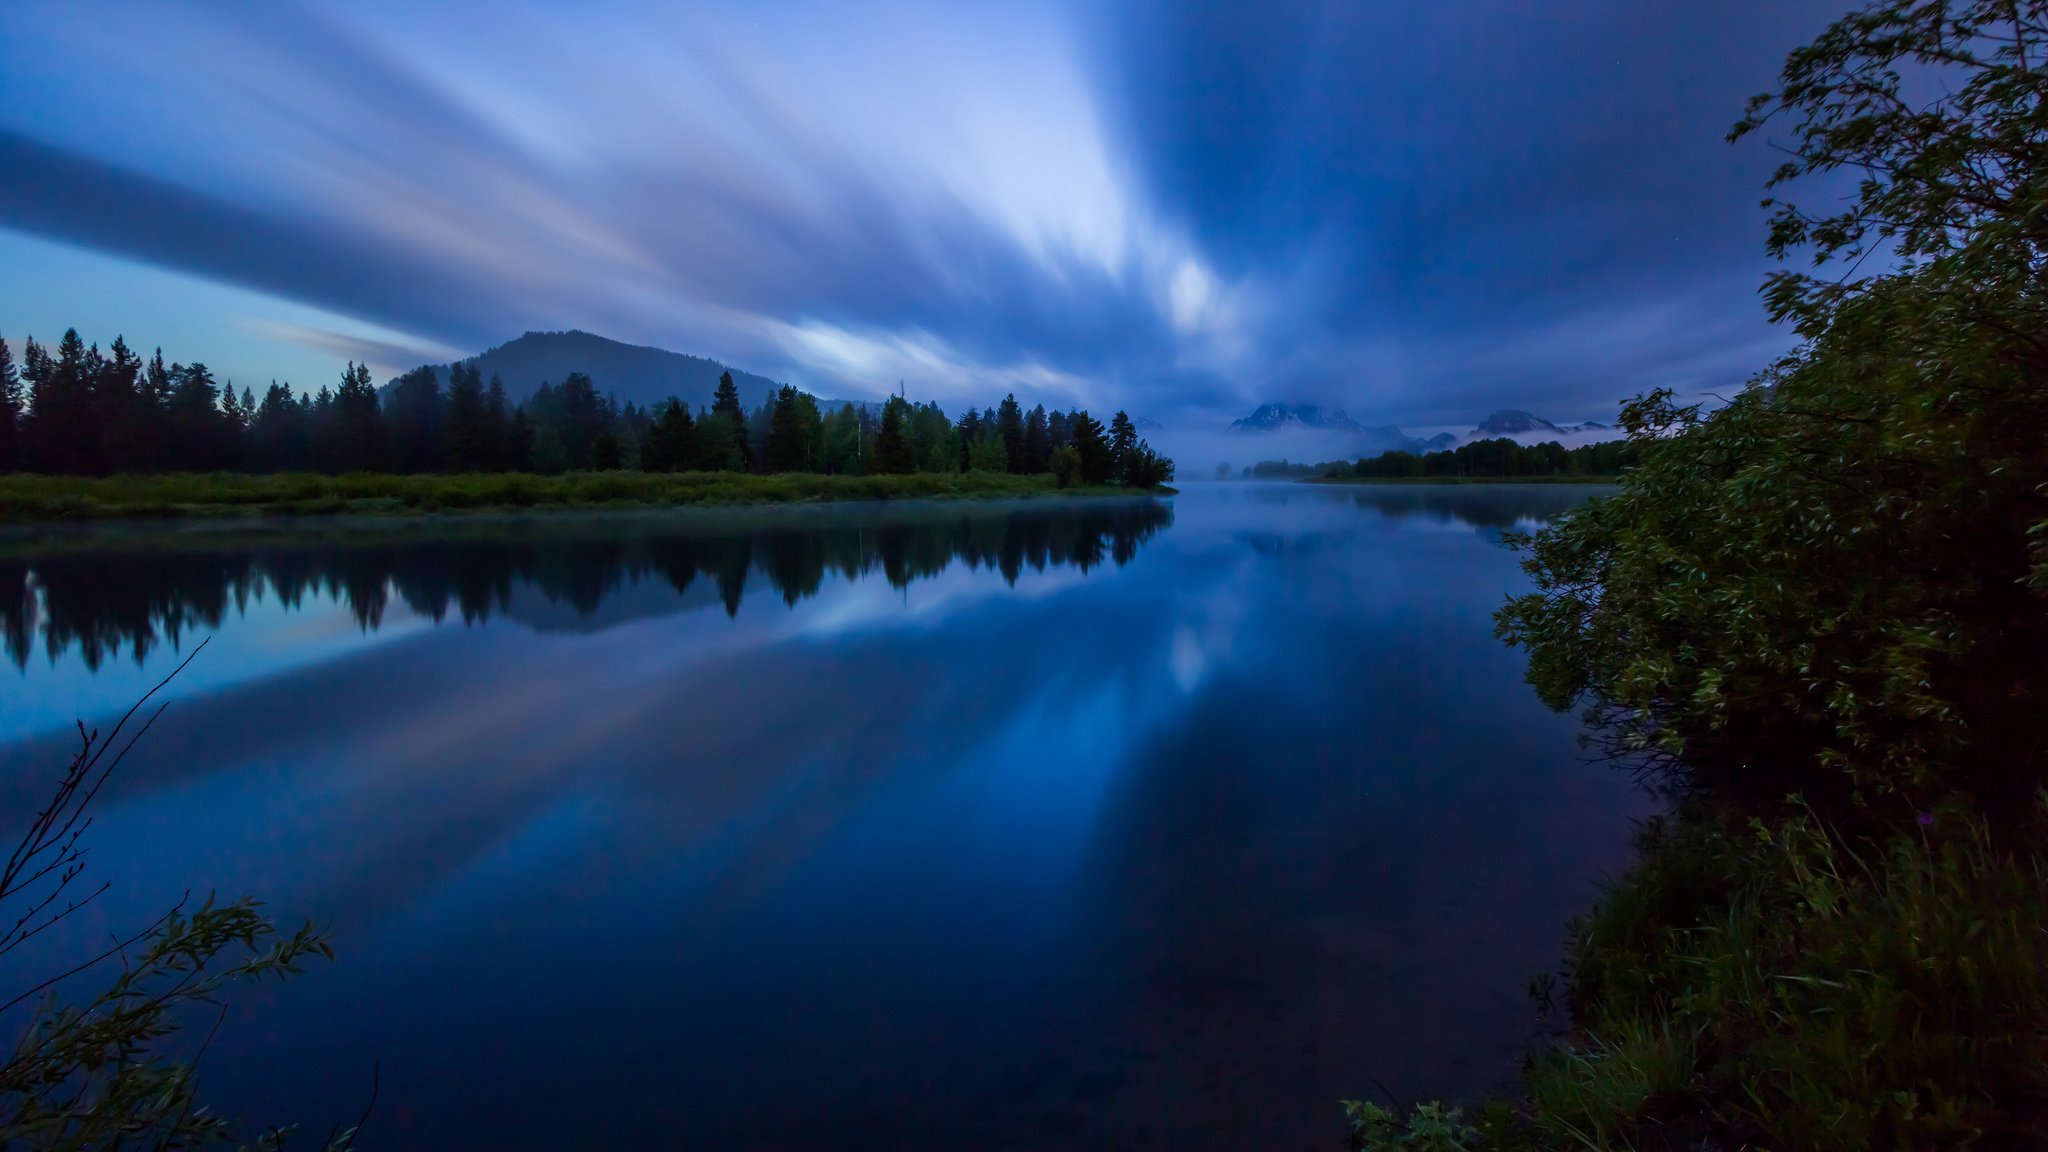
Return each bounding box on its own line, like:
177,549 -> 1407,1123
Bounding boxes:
1070,410 -> 1111,485
443,363 -> 488,472
96,337 -> 152,472
482,373 -> 511,471
822,403 -> 862,474
711,369 -> 750,468
0,335 -> 20,472
996,394 -> 1024,472
507,406 -> 534,472
331,361 -> 386,472
26,330 -> 100,474
766,385 -> 807,472
643,399 -> 697,473
166,363 -> 222,471
872,396 -> 913,474
1023,405 -> 1050,473
1108,411 -> 1138,484
385,366 -> 444,473
592,429 -> 622,471
956,408 -> 984,472
253,383 -> 306,471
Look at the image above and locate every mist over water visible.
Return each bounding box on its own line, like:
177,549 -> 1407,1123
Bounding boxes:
0,485 -> 1643,1151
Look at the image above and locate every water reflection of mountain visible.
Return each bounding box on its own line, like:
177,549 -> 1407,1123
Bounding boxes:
0,501 -> 1173,670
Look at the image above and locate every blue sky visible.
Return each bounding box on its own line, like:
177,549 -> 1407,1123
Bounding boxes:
1,0 -> 1844,430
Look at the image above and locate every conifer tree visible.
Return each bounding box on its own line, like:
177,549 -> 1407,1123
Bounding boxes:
1070,410 -> 1111,485
0,334 -> 19,472
996,394 -> 1024,472
764,386 -> 804,472
482,373 -> 511,471
443,363 -> 488,472
26,330 -> 100,474
331,361 -> 386,472
873,396 -> 913,474
1108,411 -> 1138,483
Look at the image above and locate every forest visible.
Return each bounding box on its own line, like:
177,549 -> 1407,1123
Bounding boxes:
0,335 -> 1174,489
1238,437 -> 1634,481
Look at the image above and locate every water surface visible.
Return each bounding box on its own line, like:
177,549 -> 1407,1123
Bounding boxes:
0,484 -> 1642,1151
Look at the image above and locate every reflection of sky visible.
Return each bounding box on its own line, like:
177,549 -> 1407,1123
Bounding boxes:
0,487 -> 1646,1150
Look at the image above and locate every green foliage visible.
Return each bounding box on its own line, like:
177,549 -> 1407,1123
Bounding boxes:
1352,438 -> 1635,480
1496,1 -> 2048,799
1528,802 -> 2048,1151
1343,1100 -> 1486,1152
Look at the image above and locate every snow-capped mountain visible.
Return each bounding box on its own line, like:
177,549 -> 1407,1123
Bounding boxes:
1227,403 -> 1364,434
1474,410 -> 1611,438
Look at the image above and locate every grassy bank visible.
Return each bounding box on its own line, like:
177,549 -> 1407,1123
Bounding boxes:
1352,799 -> 2048,1151
0,471 -> 1168,522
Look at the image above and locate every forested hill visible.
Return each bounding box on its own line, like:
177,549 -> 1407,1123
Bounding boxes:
394,330 -> 790,412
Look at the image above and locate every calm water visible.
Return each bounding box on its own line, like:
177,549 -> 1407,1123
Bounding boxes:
0,483 -> 1643,1151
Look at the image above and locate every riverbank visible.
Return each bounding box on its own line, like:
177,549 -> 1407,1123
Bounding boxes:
0,472 -> 1170,522
1352,794 -> 2048,1151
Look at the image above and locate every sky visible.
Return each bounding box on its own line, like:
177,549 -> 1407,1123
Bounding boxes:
0,0 -> 1848,434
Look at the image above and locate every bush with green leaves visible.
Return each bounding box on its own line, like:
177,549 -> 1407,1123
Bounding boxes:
1496,0 -> 2048,805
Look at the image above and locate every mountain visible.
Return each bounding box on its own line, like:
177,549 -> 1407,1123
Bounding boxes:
394,330 -> 792,412
1226,403 -> 1442,455
1472,410 -> 1615,440
1475,409 -> 1564,436
1228,403 -> 1364,434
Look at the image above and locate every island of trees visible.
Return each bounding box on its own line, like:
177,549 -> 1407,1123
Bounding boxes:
0,338 -> 1174,511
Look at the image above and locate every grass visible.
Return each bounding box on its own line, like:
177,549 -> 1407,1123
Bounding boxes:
1350,797 -> 2048,1151
0,470 -> 1169,522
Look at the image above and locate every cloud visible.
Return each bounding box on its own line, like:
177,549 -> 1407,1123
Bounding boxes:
1,0 -> 1845,428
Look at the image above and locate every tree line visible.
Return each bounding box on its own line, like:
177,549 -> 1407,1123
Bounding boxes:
0,330 -> 1174,488
1348,436 -> 1635,478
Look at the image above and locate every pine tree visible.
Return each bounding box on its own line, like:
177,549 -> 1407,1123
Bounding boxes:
444,363 -> 488,472
1070,410 -> 1111,485
27,330 -> 100,474
167,363 -> 221,471
873,396 -> 913,474
996,394 -> 1024,473
331,361 -> 386,472
1023,404 -> 1050,473
1109,411 -> 1138,483
0,334 -> 20,472
482,373 -> 511,471
766,385 -> 807,472
711,370 -> 750,468
643,398 -> 696,473
386,366 -> 444,473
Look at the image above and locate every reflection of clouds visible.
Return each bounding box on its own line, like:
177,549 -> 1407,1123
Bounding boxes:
782,558 -> 1092,642
0,484 -> 1650,1150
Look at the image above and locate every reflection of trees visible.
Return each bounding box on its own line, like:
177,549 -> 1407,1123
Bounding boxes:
0,501 -> 1173,670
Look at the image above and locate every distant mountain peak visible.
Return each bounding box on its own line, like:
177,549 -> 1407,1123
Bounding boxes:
1228,403 -> 1363,434
390,330 -> 792,412
1476,409 -> 1563,436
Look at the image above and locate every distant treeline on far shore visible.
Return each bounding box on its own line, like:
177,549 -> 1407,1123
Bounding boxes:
1240,435 -> 1637,481
0,328 -> 1174,489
